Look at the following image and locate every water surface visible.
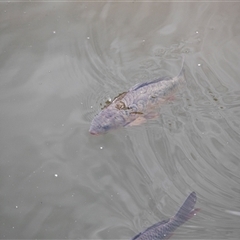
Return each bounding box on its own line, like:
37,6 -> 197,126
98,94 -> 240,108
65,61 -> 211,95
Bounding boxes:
0,2 -> 240,239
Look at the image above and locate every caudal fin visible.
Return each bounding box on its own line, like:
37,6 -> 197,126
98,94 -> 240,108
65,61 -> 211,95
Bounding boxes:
177,56 -> 185,79
174,192 -> 199,222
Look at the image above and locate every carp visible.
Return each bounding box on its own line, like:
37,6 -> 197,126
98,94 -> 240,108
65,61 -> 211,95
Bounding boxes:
89,58 -> 185,135
132,192 -> 199,240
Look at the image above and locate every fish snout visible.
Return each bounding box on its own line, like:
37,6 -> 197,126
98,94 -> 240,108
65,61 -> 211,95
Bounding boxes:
89,123 -> 107,135
89,130 -> 98,135
89,126 -> 99,135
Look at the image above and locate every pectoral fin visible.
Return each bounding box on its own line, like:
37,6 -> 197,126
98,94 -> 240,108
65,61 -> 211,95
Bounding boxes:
128,116 -> 147,126
145,111 -> 159,120
128,111 -> 159,126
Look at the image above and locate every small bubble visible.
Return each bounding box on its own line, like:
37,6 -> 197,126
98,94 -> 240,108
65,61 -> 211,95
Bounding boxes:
15,206 -> 18,209
197,63 -> 201,67
87,37 -> 90,40
90,106 -> 93,109
62,124 -> 64,127
53,31 -> 56,34
54,174 -> 58,177
100,146 -> 103,150
196,31 -> 199,34
142,39 -> 145,42
194,213 -> 197,215
108,97 -> 112,102
80,102 -> 83,105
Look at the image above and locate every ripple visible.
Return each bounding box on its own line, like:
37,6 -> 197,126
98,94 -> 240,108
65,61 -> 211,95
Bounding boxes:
1,3 -> 240,240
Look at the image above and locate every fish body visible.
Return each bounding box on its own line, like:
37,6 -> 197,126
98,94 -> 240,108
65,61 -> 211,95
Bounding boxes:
89,60 -> 184,135
132,192 -> 199,240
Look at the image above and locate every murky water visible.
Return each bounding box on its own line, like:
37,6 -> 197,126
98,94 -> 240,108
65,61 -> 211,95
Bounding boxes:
0,2 -> 240,239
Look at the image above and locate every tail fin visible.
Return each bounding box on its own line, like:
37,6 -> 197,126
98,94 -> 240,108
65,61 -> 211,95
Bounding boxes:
177,56 -> 185,78
174,192 -> 199,222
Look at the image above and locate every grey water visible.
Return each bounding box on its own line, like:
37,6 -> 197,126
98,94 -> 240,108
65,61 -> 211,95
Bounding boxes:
0,2 -> 240,239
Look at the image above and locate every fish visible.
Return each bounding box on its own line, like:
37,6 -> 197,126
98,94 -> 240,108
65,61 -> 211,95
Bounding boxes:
131,192 -> 199,240
89,58 -> 185,135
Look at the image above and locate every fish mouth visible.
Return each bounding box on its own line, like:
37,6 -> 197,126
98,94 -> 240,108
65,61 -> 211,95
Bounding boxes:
90,131 -> 98,135
89,126 -> 102,135
89,129 -> 99,135
89,128 -> 108,135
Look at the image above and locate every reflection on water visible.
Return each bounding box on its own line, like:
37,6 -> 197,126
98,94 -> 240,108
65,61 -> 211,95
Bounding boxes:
0,2 -> 240,239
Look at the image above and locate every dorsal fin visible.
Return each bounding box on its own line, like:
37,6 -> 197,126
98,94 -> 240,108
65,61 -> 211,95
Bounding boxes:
132,232 -> 141,240
129,82 -> 145,91
129,77 -> 171,91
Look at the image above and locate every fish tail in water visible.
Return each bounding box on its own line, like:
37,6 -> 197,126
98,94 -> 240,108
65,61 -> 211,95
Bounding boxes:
174,192 -> 200,223
177,56 -> 185,80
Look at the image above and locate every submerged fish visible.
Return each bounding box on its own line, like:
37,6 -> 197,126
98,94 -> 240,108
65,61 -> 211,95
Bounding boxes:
89,59 -> 185,135
132,192 -> 199,240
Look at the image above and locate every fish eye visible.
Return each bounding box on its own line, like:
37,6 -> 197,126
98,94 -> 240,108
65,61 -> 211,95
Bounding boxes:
129,104 -> 137,112
103,125 -> 110,131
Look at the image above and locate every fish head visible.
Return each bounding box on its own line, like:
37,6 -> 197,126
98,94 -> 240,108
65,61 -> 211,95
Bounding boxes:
89,108 -> 128,135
